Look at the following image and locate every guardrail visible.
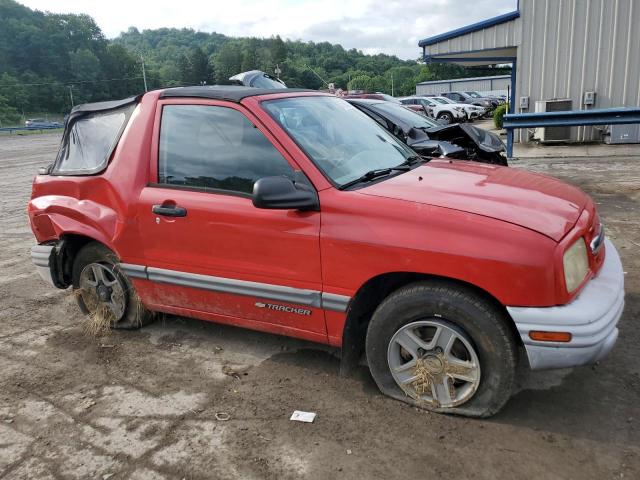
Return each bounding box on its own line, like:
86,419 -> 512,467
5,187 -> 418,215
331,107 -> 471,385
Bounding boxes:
0,125 -> 63,134
503,107 -> 640,157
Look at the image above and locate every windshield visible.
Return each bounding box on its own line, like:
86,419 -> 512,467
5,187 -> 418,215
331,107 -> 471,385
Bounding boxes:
465,91 -> 482,98
433,97 -> 452,105
263,96 -> 416,187
372,101 -> 440,129
251,74 -> 287,89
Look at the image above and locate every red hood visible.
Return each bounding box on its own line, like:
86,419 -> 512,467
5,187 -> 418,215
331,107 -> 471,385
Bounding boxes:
358,160 -> 588,241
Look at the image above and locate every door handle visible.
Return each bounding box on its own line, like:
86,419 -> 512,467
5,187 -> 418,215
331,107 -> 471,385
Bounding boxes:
152,204 -> 187,217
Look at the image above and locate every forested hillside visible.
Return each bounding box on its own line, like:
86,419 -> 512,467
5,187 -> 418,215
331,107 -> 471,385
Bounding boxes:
0,0 -> 506,124
0,0 -> 140,123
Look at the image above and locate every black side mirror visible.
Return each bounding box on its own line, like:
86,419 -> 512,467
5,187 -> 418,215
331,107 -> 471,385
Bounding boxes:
411,140 -> 466,159
436,141 -> 466,158
252,176 -> 319,211
390,123 -> 403,137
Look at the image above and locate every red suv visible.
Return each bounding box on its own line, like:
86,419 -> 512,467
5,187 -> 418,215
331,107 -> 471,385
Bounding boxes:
28,87 -> 625,417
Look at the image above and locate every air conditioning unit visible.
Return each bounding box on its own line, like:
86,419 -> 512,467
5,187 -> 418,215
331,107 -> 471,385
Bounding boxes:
534,99 -> 572,142
605,124 -> 640,144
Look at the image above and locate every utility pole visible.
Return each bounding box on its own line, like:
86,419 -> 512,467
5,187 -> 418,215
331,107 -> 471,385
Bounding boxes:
302,63 -> 329,88
68,85 -> 74,107
140,54 -> 148,92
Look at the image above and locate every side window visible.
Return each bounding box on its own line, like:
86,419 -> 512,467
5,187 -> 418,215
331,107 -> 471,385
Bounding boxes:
158,105 -> 294,195
54,105 -> 134,174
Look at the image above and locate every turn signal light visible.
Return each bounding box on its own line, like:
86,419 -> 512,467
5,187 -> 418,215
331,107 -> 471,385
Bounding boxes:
529,331 -> 572,342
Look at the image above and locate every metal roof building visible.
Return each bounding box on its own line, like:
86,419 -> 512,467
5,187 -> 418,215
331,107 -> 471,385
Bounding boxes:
418,0 -> 640,144
416,75 -> 511,96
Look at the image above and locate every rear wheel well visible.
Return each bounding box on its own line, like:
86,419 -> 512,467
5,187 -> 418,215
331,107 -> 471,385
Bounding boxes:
340,272 -> 520,375
55,234 -> 105,287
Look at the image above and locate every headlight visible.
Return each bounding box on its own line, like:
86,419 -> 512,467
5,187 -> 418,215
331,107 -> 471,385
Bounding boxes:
563,238 -> 589,292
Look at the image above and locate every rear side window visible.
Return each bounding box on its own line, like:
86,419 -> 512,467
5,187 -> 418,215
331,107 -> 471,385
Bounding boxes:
158,105 -> 294,195
54,105 -> 134,175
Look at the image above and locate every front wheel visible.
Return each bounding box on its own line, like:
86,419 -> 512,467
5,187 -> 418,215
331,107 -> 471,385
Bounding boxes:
365,281 -> 517,417
72,242 -> 154,330
437,112 -> 453,124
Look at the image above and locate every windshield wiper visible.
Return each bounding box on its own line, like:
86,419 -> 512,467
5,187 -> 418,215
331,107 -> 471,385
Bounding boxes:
338,165 -> 410,190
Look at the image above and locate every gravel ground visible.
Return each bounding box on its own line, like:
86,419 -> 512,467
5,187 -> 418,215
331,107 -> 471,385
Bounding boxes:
0,133 -> 638,480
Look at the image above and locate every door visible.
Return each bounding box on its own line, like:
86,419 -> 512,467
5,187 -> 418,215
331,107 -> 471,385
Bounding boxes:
136,100 -> 325,335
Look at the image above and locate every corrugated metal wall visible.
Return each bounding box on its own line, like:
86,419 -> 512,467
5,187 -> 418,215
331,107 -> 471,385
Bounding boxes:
416,76 -> 511,95
517,0 -> 640,142
426,19 -> 522,55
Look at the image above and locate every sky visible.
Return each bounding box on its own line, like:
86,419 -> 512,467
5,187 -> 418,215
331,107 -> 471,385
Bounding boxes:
18,0 -> 516,60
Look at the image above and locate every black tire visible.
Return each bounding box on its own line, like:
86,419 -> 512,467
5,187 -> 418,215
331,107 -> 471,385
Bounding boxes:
437,112 -> 453,124
365,280 -> 517,417
72,242 -> 154,330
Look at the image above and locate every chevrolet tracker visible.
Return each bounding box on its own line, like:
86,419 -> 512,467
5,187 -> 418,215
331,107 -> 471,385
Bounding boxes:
28,86 -> 625,417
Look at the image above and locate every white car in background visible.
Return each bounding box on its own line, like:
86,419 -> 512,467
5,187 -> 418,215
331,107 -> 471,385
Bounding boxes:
399,96 -> 466,124
431,96 -> 488,120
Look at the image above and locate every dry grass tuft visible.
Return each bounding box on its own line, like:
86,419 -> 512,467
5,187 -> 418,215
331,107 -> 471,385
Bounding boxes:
84,302 -> 115,337
75,288 -> 114,337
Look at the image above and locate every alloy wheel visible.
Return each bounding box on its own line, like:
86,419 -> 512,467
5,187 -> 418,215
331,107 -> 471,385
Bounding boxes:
387,320 -> 481,408
79,262 -> 127,321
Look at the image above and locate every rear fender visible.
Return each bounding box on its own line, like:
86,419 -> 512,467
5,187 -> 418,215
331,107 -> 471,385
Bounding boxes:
29,195 -> 118,249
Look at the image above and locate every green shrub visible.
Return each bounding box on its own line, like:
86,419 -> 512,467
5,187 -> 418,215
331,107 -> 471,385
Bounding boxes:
493,103 -> 509,129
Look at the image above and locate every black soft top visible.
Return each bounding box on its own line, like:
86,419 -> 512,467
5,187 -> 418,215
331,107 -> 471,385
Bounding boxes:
159,85 -> 315,102
68,95 -> 141,123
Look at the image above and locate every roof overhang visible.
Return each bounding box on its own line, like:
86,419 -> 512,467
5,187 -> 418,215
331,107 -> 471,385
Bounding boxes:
419,10 -> 520,66
426,46 -> 517,66
419,10 -> 520,47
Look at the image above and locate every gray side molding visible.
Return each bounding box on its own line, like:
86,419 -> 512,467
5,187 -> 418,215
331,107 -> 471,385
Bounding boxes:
119,263 -> 351,312
119,263 -> 148,279
321,292 -> 351,312
147,267 -> 323,308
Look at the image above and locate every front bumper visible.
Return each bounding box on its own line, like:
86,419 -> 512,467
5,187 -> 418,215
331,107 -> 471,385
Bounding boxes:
507,238 -> 625,370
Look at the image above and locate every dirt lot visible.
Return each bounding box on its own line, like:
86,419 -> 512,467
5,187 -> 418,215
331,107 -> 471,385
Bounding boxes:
1,133 -> 638,480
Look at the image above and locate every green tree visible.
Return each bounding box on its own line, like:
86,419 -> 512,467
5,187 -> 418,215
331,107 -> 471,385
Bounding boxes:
241,38 -> 259,71
213,42 -> 242,83
348,75 -> 372,91
0,0 -> 502,117
0,94 -> 20,126
179,47 -> 213,85
270,35 -> 287,66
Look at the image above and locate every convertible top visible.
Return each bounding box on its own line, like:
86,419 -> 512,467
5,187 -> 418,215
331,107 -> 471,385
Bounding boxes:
68,95 -> 142,123
159,85 -> 315,102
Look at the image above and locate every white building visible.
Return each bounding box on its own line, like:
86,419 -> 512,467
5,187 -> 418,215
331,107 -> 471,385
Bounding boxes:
416,75 -> 511,97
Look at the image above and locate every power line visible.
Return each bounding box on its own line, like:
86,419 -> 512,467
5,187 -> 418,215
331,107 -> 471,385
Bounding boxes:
0,76 -> 144,88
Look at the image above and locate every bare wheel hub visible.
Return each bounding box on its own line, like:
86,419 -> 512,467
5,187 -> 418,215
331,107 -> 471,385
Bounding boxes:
79,263 -> 127,322
422,354 -> 444,374
387,320 -> 481,408
97,284 -> 112,302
